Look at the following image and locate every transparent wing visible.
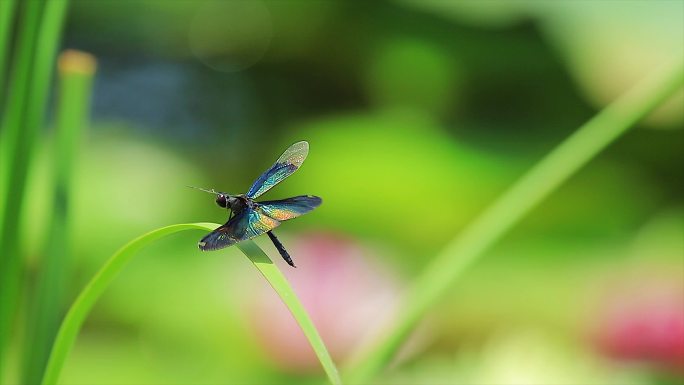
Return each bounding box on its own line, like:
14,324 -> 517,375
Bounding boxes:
246,141 -> 309,199
198,206 -> 281,251
259,195 -> 322,221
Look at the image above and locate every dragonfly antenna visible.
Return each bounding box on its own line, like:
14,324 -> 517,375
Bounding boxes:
186,185 -> 218,194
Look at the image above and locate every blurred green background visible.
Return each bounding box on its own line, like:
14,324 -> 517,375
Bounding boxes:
2,1 -> 683,384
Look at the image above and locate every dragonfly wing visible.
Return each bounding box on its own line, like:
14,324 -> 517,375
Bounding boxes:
259,195 -> 322,221
246,141 -> 309,199
242,205 -> 282,239
198,205 -> 281,251
198,220 -> 241,251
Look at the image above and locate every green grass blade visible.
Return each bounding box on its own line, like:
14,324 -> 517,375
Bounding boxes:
0,0 -> 17,104
236,241 -> 342,385
0,0 -> 16,243
22,50 -> 97,385
347,61 -> 684,383
0,0 -> 45,378
42,223 -> 341,385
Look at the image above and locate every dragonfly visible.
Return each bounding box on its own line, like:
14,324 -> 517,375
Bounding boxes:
190,141 -> 321,267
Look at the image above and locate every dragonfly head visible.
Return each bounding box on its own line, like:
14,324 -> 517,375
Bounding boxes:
187,186 -> 239,210
215,193 -> 228,208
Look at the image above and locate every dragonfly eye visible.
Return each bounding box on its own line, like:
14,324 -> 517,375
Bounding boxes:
215,194 -> 227,208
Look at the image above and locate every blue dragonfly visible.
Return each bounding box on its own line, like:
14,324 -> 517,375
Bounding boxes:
190,141 -> 321,267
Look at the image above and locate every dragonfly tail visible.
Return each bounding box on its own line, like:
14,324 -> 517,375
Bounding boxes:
267,231 -> 296,268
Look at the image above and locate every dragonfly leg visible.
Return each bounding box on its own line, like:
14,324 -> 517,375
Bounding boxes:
267,231 -> 296,268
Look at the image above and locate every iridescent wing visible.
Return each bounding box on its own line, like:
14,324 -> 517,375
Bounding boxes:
197,196 -> 322,251
246,141 -> 309,199
259,195 -> 322,221
198,205 -> 281,251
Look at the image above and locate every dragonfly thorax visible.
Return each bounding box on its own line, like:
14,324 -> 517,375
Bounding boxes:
216,194 -> 246,212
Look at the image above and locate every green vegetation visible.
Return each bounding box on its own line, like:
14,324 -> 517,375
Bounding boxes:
39,59 -> 684,385
347,61 -> 684,383
1,2 -> 682,385
22,49 -> 97,385
0,0 -> 69,379
41,224 -> 341,385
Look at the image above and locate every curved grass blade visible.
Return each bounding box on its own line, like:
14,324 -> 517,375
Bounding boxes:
346,61 -> 684,383
236,240 -> 341,385
41,223 -> 341,385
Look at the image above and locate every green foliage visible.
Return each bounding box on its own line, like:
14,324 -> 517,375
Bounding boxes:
41,61 -> 682,385
1,2 -> 682,385
22,50 -> 96,384
0,0 -> 17,103
346,62 -> 684,382
0,1 -> 69,379
235,240 -> 342,385
42,223 -> 341,385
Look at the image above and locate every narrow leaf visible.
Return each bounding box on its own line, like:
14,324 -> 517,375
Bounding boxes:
41,223 -> 341,385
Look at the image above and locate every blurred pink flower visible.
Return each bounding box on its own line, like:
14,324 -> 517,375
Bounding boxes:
592,269 -> 684,373
244,232 -> 402,372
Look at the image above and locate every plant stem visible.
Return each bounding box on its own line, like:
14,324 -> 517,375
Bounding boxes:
0,0 -> 17,236
0,0 -> 17,106
1,0 -> 70,379
0,0 -> 45,379
22,50 -> 96,385
346,61 -> 684,383
42,223 -> 342,385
